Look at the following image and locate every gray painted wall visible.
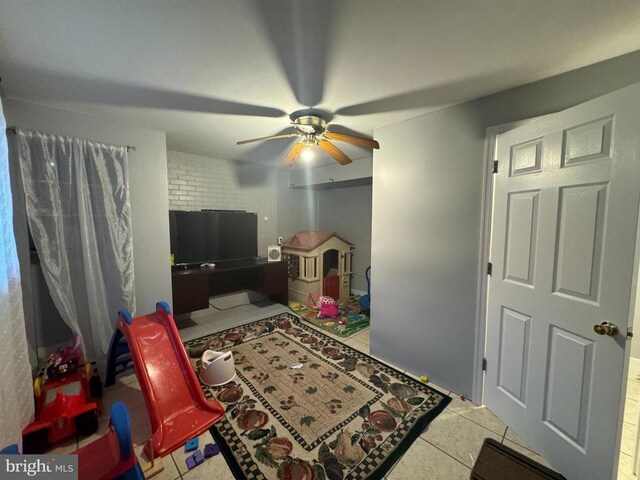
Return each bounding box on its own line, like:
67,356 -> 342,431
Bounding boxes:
318,185 -> 372,293
371,49 -> 640,399
4,99 -> 172,362
277,169 -> 373,294
632,279 -> 640,359
276,169 -> 319,241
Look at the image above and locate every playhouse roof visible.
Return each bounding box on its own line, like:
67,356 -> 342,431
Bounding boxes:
283,231 -> 353,252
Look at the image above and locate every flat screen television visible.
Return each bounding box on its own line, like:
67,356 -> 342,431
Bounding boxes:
169,210 -> 257,265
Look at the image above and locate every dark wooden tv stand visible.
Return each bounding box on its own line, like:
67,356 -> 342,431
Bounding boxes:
171,259 -> 288,315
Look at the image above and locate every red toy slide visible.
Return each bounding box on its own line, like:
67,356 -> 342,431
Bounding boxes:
117,302 -> 224,458
75,402 -> 143,480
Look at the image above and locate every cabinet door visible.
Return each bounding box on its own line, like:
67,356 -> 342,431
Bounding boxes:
263,262 -> 288,305
172,272 -> 209,315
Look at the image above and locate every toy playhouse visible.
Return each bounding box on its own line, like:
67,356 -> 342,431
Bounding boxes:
282,231 -> 353,303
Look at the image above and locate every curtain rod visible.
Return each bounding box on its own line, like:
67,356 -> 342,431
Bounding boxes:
5,126 -> 136,151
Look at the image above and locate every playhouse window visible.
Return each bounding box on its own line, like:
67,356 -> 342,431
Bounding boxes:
284,254 -> 299,280
283,253 -> 319,282
303,256 -> 318,280
342,251 -> 353,274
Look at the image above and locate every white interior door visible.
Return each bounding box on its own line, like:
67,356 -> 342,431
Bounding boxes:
484,83 -> 640,480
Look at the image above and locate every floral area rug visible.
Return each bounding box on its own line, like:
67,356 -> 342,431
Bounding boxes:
185,312 -> 450,480
289,294 -> 370,338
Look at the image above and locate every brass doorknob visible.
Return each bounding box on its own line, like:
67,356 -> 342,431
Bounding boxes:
593,321 -> 619,336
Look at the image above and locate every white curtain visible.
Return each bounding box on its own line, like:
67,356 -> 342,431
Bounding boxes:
16,130 -> 135,375
0,101 -> 34,447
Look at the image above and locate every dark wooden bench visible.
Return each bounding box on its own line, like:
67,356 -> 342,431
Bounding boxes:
471,438 -> 566,480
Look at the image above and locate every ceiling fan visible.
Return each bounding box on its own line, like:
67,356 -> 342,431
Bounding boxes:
236,109 -> 380,167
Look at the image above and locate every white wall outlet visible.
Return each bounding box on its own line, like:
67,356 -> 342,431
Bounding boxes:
277,236 -> 283,246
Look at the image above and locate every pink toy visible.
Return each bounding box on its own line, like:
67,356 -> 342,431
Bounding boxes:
319,301 -> 339,318
306,292 -> 339,319
117,302 -> 225,458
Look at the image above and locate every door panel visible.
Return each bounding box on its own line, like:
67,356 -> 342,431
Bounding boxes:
510,138 -> 543,176
543,326 -> 593,450
553,183 -> 607,302
497,307 -> 530,405
485,83 -> 640,480
323,275 -> 339,300
562,116 -> 613,166
504,190 -> 539,286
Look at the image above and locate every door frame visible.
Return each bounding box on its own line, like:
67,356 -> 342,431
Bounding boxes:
474,112 -> 640,478
472,118 -> 534,402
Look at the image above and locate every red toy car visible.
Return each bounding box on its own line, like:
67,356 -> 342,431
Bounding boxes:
22,336 -> 103,454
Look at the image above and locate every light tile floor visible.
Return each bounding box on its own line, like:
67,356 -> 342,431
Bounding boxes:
619,375 -> 640,480
60,301 -> 553,479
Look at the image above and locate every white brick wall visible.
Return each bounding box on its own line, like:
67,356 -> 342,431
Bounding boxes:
167,151 -> 278,256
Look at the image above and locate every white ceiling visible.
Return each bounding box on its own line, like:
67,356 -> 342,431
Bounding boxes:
1,0 -> 640,168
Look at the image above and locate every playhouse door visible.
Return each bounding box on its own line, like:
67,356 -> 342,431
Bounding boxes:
323,275 -> 339,300
484,83 -> 640,480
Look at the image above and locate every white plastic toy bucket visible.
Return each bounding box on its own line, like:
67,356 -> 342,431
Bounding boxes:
199,350 -> 236,386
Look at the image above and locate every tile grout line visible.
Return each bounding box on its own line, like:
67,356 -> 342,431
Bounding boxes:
420,436 -> 473,471
447,408 -> 506,438
500,430 -> 545,457
346,339 -> 370,352
169,453 -> 182,480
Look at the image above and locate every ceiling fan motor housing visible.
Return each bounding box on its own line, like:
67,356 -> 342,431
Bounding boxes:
292,115 -> 327,135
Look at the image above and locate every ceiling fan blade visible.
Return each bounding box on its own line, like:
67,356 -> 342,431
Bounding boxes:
281,143 -> 305,168
317,140 -> 353,166
324,132 -> 380,149
8,69 -> 288,118
237,133 -> 300,145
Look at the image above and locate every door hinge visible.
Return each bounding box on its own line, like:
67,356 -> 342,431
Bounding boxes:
482,358 -> 487,371
492,160 -> 498,174
487,262 -> 493,276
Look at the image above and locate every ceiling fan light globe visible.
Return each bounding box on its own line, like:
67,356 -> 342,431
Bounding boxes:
301,147 -> 314,161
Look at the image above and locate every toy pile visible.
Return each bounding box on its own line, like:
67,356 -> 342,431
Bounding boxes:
184,437 -> 221,470
289,293 -> 370,338
22,335 -> 103,453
